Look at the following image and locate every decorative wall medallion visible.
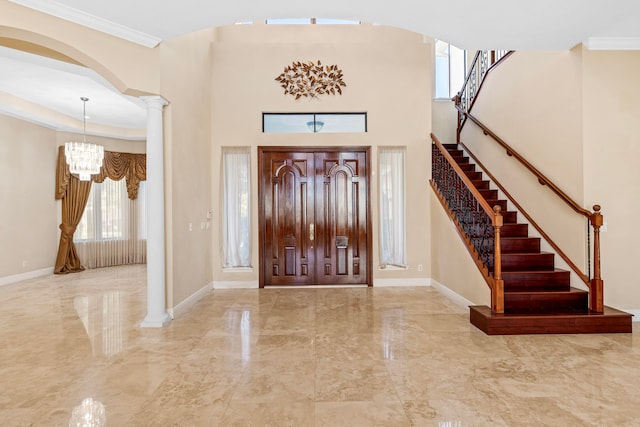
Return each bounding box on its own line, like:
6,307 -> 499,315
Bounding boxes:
275,60 -> 346,99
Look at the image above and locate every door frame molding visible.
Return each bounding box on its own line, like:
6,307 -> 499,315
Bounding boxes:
258,146 -> 373,288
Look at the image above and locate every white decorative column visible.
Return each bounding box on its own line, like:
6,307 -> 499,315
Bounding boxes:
140,96 -> 171,328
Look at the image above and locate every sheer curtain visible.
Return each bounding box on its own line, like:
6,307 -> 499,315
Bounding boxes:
222,147 -> 251,268
75,178 -> 147,269
379,147 -> 406,267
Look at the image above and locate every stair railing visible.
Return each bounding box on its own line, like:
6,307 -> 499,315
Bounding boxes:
453,50 -> 604,313
455,50 -> 513,141
430,133 -> 505,313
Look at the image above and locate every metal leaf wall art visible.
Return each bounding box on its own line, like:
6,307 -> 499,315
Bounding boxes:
275,60 -> 346,100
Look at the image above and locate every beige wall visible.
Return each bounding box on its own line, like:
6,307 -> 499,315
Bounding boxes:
211,23 -> 432,285
582,48 -> 640,310
432,99 -> 458,144
430,191 -> 490,305
160,29 -> 215,307
461,50 -> 587,271
0,115 -> 58,278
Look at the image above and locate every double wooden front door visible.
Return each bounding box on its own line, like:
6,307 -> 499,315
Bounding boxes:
259,147 -> 371,287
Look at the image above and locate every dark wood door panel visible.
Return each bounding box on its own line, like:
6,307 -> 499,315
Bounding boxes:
315,151 -> 368,284
259,147 -> 370,287
260,151 -> 315,286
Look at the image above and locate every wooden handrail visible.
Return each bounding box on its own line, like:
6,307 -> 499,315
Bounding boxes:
458,51 -> 481,103
458,140 -> 590,286
431,133 -> 504,313
457,109 -> 593,219
456,51 -> 514,118
453,50 -> 604,312
455,127 -> 604,311
431,133 -> 497,220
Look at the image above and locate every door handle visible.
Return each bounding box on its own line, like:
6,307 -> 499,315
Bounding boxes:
309,223 -> 314,241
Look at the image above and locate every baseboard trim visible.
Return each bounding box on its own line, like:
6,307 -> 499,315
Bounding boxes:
267,284 -> 368,289
624,309 -> 640,322
168,281 -> 213,319
0,267 -> 53,287
213,280 -> 259,289
373,277 -> 431,287
430,278 -> 476,308
212,279 -> 433,288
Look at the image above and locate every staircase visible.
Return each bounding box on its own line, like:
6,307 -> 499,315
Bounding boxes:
442,143 -> 633,334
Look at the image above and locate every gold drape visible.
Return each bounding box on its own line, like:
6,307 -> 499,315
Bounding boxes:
54,146 -> 147,274
55,147 -> 146,200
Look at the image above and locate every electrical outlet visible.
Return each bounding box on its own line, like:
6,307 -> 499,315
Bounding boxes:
418,264 -> 423,272
22,260 -> 28,268
188,223 -> 193,231
601,222 -> 608,232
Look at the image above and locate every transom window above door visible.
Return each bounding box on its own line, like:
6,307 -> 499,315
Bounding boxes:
262,113 -> 367,133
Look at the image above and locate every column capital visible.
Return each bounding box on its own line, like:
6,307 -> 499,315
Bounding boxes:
140,95 -> 169,109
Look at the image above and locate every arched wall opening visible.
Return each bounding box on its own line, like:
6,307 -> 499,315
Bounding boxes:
0,23 -> 158,322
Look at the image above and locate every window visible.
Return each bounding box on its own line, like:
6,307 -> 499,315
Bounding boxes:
265,18 -> 360,25
75,178 -> 147,268
222,147 -> 251,268
263,113 -> 367,133
435,40 -> 466,99
379,147 -> 406,268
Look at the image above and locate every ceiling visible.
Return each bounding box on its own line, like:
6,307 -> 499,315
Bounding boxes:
14,0 -> 640,50
0,46 -> 147,137
3,0 -> 640,137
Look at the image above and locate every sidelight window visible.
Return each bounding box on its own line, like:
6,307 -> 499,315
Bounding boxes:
379,147 -> 406,268
222,147 -> 252,268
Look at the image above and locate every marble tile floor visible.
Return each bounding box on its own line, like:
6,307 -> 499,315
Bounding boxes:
1,265 -> 639,426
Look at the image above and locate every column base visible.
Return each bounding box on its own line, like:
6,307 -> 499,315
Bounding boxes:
140,312 -> 172,328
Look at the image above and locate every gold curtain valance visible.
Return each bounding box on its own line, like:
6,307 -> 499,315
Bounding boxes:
55,146 -> 146,200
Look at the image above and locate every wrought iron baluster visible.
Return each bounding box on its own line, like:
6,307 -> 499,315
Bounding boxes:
431,142 -> 495,274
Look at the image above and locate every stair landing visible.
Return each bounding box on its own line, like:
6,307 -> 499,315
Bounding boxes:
470,305 -> 633,335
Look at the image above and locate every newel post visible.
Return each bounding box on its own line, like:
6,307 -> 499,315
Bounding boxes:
492,205 -> 504,314
590,205 -> 604,313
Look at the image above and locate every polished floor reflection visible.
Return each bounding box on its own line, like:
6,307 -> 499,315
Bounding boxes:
1,265 -> 639,426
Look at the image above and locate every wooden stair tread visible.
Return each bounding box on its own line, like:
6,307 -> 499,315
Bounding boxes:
501,236 -> 540,252
503,269 -> 570,291
502,268 -> 569,276
504,287 -> 588,314
500,223 -> 528,237
470,305 -> 633,335
502,252 -> 554,271
505,287 -> 588,296
501,211 -> 518,223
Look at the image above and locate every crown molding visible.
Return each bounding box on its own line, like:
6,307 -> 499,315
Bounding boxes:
584,37 -> 640,50
9,0 -> 162,48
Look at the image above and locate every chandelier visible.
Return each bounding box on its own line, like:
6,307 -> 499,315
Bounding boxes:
65,97 -> 104,181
